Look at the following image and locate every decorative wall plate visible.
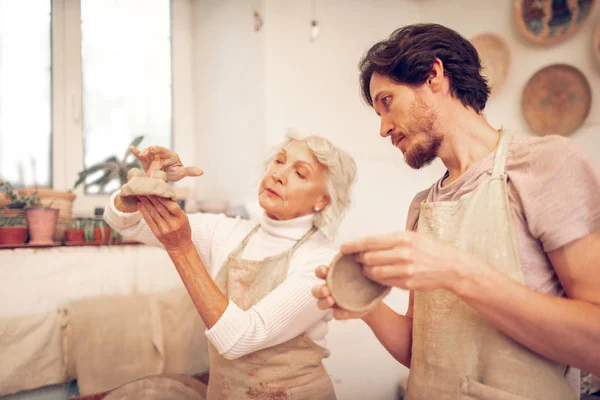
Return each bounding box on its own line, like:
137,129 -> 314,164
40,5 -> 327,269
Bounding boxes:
470,33 -> 511,96
514,0 -> 597,45
522,64 -> 591,136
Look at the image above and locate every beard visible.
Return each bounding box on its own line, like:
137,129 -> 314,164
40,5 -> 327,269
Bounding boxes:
404,132 -> 442,169
404,104 -> 443,169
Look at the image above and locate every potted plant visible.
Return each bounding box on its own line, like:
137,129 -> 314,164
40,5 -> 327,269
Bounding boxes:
93,219 -> 114,245
1,173 -> 76,242
64,218 -> 85,244
73,135 -> 144,193
0,180 -> 39,219
25,199 -> 59,245
79,218 -> 114,245
18,187 -> 76,242
0,213 -> 28,245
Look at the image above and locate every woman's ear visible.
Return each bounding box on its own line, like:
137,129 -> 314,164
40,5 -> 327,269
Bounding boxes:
314,195 -> 330,212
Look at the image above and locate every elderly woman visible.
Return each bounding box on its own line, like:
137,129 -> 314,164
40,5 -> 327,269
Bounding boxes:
104,133 -> 356,400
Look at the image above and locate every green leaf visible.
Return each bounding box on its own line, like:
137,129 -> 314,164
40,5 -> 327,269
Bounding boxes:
103,155 -> 119,164
85,169 -> 116,189
73,164 -> 110,189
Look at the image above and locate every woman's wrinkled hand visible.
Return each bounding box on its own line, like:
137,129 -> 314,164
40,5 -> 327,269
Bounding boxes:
130,145 -> 203,182
137,195 -> 193,253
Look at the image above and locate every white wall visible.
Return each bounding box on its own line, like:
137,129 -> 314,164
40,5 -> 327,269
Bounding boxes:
420,0 -> 600,164
192,0 -> 266,205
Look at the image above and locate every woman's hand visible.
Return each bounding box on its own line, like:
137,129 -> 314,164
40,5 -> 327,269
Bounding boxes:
137,195 -> 193,253
130,145 -> 203,182
312,265 -> 377,320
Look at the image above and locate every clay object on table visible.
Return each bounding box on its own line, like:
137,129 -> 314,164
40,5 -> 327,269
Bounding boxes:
514,0 -> 597,46
103,374 -> 207,400
326,253 -> 391,313
120,168 -> 176,200
470,33 -> 511,97
521,64 -> 591,136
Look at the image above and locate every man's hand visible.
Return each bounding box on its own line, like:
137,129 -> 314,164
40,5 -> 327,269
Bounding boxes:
342,230 -> 478,293
130,145 -> 203,182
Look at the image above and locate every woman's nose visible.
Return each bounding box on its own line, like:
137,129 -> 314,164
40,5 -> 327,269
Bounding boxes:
272,171 -> 285,184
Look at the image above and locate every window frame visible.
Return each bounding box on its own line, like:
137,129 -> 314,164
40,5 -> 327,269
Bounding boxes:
50,0 -> 195,217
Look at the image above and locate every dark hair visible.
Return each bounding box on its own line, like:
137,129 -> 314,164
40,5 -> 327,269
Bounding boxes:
359,23 -> 490,113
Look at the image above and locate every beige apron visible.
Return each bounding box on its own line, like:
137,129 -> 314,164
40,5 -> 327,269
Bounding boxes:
207,225 -> 337,400
405,132 -> 576,400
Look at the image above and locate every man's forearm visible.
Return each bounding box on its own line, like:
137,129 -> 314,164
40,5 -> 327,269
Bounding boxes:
456,261 -> 600,375
362,302 -> 413,367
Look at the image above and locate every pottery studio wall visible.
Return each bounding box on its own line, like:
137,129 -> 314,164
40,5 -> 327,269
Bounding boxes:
420,0 -> 600,163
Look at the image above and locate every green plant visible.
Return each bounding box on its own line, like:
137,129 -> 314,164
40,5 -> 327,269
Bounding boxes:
65,218 -> 84,230
78,218 -> 115,244
73,135 -> 144,193
0,181 -> 39,209
0,213 -> 26,227
80,218 -> 96,242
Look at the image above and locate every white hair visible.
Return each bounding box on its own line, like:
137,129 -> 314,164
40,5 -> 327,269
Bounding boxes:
264,131 -> 357,239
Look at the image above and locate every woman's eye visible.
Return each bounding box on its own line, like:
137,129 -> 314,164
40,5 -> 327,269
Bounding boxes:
383,96 -> 391,105
296,171 -> 305,179
275,159 -> 283,164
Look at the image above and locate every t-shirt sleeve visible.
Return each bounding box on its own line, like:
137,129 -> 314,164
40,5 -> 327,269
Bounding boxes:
405,189 -> 430,231
519,141 -> 600,252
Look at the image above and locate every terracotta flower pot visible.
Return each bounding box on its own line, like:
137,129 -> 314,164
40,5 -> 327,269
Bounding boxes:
94,226 -> 112,244
64,228 -> 85,243
26,208 -> 59,245
0,227 -> 28,245
18,188 -> 76,242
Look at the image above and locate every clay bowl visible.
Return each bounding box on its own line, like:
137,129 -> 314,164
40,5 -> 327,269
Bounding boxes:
326,253 -> 391,313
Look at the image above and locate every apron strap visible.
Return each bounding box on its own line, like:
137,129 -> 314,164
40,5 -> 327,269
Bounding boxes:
230,224 -> 261,258
492,130 -> 511,177
290,226 -> 318,254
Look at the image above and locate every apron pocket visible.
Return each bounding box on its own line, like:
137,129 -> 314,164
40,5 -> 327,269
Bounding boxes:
460,377 -> 530,400
286,376 -> 336,400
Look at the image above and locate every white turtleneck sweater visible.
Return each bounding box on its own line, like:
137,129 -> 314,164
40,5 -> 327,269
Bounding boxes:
104,191 -> 336,360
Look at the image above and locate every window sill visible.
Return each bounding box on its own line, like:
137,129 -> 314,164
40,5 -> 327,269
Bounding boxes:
0,240 -> 141,251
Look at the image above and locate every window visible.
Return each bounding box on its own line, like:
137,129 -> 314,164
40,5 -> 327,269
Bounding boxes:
0,0 -> 52,187
81,0 -> 172,194
0,0 -> 194,216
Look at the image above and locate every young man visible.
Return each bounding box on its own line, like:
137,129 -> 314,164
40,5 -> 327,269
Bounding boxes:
313,23 -> 600,399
